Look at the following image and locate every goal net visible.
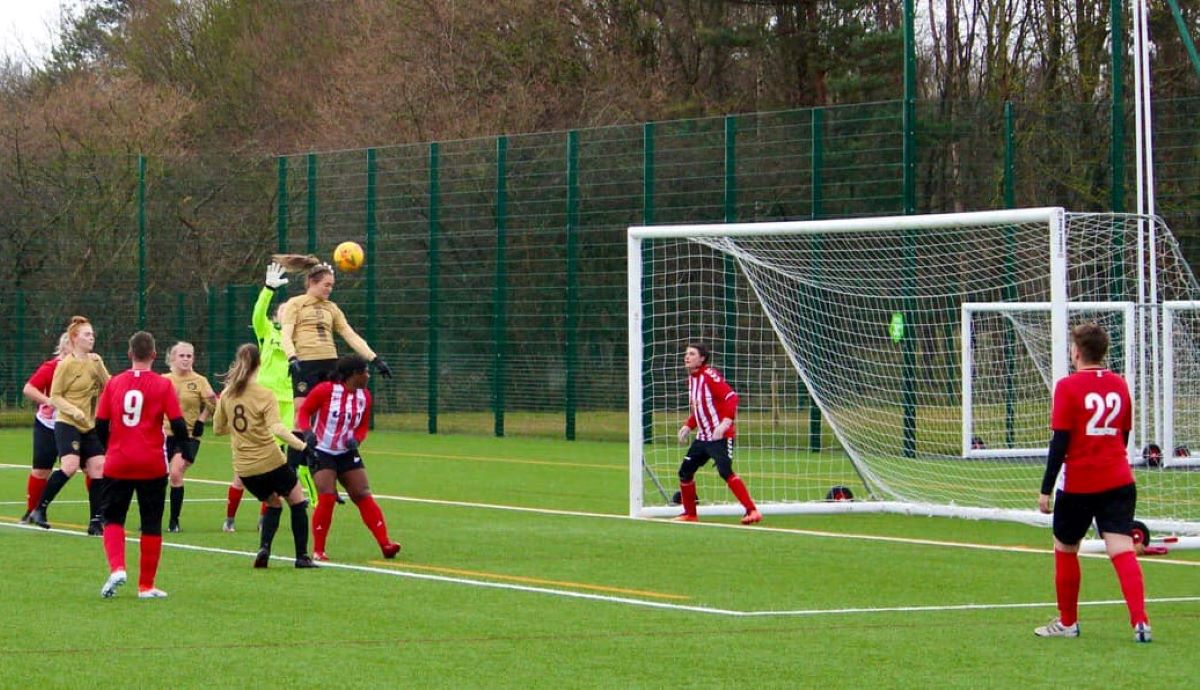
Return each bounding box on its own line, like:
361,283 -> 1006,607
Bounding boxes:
628,208 -> 1200,535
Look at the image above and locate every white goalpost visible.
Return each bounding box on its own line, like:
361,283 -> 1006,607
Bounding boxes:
960,301 -> 1136,460
628,207 -> 1200,537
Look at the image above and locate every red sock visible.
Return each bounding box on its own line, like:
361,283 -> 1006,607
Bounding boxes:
725,474 -> 757,512
312,494 -> 336,553
85,475 -> 93,492
226,486 -> 245,519
1054,550 -> 1081,626
103,523 -> 126,572
138,534 -> 163,591
26,475 -> 48,512
680,480 -> 698,517
1111,550 -> 1149,626
354,495 -> 391,546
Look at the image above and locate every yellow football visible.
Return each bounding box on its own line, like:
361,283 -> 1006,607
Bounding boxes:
333,241 -> 365,272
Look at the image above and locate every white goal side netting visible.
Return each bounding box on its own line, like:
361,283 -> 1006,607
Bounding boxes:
629,209 -> 1200,534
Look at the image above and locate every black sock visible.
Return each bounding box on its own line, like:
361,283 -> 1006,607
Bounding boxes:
89,477 -> 110,521
37,470 -> 70,510
290,501 -> 309,556
260,506 -> 283,552
170,486 -> 185,523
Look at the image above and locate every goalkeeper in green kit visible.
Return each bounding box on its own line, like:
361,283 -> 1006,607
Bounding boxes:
221,262 -> 319,531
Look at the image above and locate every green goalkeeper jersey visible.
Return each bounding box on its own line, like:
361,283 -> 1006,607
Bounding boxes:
253,287 -> 293,405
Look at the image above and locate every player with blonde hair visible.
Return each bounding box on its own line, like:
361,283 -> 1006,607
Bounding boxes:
163,341 -> 218,532
272,254 -> 390,509
28,316 -> 111,534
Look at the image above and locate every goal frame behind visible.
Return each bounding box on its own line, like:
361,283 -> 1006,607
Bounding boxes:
627,207 -> 1071,520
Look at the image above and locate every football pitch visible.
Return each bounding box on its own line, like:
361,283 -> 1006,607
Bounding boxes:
1,429 -> 1198,688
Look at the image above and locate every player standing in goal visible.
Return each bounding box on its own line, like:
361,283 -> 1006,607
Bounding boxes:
1035,323 -> 1151,643
674,341 -> 761,525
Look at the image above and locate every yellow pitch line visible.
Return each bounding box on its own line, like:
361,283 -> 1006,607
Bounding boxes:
367,560 -> 690,601
0,515 -> 89,530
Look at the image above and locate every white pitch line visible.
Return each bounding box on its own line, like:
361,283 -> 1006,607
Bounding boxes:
0,498 -> 228,507
4,518 -> 1200,618
182,477 -> 1200,565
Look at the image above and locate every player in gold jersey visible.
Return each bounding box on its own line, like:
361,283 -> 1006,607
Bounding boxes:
163,341 -> 218,532
271,254 -> 391,515
213,343 -> 317,568
28,316 -> 111,534
271,254 -> 392,417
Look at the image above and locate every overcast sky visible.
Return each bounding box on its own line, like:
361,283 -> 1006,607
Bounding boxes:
0,0 -> 80,65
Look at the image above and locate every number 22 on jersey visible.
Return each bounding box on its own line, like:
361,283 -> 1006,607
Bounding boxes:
1084,392 -> 1121,436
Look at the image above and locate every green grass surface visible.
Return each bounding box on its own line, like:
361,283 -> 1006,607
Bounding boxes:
1,428 -> 1197,688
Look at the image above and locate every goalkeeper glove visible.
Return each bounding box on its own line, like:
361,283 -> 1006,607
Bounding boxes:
265,262 -> 289,289
192,420 -> 204,438
302,430 -> 318,452
288,357 -> 302,379
372,357 -> 392,378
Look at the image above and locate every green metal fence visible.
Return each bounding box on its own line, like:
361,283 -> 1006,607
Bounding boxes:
1,98 -> 1198,440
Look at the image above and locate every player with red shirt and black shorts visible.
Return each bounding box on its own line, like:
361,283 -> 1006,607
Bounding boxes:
297,354 -> 400,561
94,331 -> 190,600
1035,322 -> 1151,643
19,333 -> 68,523
673,341 -> 761,525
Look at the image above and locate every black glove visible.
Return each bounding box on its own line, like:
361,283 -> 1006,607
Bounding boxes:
192,420 -> 204,438
372,357 -> 392,378
345,437 -> 359,453
289,357 -> 303,379
302,430 -> 318,452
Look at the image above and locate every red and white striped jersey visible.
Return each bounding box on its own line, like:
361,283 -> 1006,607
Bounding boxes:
685,365 -> 739,441
26,357 -> 60,429
297,381 -> 372,454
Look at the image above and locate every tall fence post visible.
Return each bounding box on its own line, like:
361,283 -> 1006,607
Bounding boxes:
206,289 -> 218,390
565,130 -> 580,441
641,122 -> 655,442
137,155 -> 147,330
1003,101 -> 1018,448
493,136 -> 508,438
306,153 -> 318,254
276,156 -> 288,302
15,289 -> 25,406
723,115 -> 738,376
224,285 -> 236,373
808,108 -> 825,453
1109,0 -> 1127,369
427,142 -> 440,434
901,0 -> 919,458
365,147 -> 378,429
